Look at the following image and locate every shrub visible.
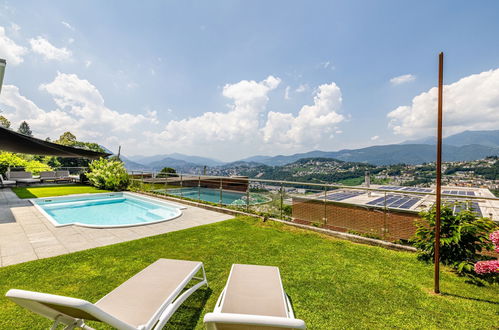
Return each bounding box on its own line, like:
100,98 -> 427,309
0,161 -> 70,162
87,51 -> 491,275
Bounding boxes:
87,158 -> 130,191
411,203 -> 498,281
0,152 -> 51,175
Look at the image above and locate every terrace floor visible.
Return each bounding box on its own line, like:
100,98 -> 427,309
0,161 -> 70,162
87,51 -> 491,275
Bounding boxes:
0,188 -> 232,267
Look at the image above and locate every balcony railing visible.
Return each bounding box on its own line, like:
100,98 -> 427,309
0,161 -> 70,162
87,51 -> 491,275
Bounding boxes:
128,170 -> 499,244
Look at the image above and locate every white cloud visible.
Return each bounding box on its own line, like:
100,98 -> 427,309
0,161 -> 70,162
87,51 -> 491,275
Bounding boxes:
388,68 -> 499,137
0,73 -> 157,150
10,23 -> 20,33
321,61 -> 335,70
0,26 -> 27,65
371,135 -> 379,141
61,21 -> 74,31
295,84 -> 308,93
29,36 -> 72,61
262,83 -> 345,146
68,38 -> 75,44
85,60 -> 92,68
284,86 -> 291,100
147,77 -> 347,158
155,76 -> 280,146
390,74 -> 415,85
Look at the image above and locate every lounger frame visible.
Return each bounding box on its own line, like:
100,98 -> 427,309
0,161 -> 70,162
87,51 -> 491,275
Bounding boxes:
6,262 -> 208,330
204,264 -> 306,329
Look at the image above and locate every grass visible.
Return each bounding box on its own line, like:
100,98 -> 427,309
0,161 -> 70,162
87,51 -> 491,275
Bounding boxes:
0,217 -> 496,329
11,184 -> 110,199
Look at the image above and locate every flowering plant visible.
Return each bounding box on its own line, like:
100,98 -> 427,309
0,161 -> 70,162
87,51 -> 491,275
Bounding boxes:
473,231 -> 499,279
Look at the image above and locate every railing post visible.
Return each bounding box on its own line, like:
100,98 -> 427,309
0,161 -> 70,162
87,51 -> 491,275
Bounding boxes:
383,191 -> 387,240
323,185 -> 327,225
246,181 -> 250,212
280,182 -> 284,219
180,173 -> 183,198
198,175 -> 201,202
219,178 -> 223,206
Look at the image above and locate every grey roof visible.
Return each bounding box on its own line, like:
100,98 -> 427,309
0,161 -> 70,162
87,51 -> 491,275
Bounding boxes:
0,126 -> 110,159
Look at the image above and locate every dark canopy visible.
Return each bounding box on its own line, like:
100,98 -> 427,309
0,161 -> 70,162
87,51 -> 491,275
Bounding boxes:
0,126 -> 110,159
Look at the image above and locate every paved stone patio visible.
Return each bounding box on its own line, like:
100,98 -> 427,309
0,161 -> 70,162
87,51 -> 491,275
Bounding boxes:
0,188 -> 232,267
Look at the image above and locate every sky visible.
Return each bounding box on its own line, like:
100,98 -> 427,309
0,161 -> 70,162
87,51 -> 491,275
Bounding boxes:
1,1 -> 499,161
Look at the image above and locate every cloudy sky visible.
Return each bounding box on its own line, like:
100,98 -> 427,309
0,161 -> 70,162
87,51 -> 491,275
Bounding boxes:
1,1 -> 499,161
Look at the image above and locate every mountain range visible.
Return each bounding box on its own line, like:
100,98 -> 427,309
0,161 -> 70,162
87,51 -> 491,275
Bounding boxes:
122,129 -> 499,170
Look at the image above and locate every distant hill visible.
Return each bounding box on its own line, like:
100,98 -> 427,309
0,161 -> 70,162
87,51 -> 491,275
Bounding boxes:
401,129 -> 499,147
147,157 -> 204,173
120,156 -> 149,171
241,144 -> 499,166
127,153 -> 224,167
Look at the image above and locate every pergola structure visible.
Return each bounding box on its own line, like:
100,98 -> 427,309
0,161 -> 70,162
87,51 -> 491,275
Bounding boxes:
0,126 -> 110,159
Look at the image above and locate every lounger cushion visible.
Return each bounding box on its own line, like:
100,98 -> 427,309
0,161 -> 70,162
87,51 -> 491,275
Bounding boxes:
95,259 -> 201,327
56,170 -> 70,178
221,264 -> 288,318
15,178 -> 41,183
8,171 -> 32,179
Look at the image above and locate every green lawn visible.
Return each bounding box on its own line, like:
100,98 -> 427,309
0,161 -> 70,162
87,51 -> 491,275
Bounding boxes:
11,184 -> 110,199
0,217 -> 496,329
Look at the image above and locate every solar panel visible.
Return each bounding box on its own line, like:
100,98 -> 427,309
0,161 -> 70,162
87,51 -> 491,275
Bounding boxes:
366,194 -> 421,209
443,190 -> 476,196
326,191 -> 364,201
400,199 -> 419,209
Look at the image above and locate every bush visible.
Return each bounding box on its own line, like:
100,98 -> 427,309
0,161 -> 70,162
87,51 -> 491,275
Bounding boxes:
86,158 -> 130,191
0,152 -> 51,175
158,167 -> 177,178
412,203 -> 498,281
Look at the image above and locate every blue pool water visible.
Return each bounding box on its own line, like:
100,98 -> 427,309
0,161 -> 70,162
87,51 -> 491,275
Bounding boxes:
157,187 -> 269,205
32,193 -> 182,227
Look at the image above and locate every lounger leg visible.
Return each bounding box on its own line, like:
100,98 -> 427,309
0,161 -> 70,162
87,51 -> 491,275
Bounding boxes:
153,267 -> 209,330
202,264 -> 209,287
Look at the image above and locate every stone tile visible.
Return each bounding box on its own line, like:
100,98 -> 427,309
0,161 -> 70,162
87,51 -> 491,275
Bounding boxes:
34,246 -> 69,259
2,252 -> 38,266
0,190 -> 231,266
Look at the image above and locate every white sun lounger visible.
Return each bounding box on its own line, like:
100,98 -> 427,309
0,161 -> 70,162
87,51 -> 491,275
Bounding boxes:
0,174 -> 16,188
203,264 -> 306,329
6,259 -> 208,330
7,171 -> 41,184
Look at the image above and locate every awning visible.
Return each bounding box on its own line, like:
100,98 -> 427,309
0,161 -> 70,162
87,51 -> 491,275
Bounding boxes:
0,126 -> 111,159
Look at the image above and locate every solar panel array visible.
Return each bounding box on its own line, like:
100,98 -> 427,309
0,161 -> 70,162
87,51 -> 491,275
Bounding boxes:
442,190 -> 475,196
379,186 -> 433,193
326,190 -> 364,201
366,194 -> 421,209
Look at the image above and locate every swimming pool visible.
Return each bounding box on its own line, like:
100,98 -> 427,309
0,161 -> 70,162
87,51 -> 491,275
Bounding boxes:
31,192 -> 184,228
154,187 -> 270,205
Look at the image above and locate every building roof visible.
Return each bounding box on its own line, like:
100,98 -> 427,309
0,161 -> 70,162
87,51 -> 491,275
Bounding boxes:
295,184 -> 499,221
0,126 -> 110,159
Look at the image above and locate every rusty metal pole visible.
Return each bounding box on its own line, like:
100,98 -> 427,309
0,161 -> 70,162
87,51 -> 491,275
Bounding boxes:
434,52 -> 444,294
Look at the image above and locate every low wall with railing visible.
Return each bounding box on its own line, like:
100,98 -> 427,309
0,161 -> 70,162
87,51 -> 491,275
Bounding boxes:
129,171 -> 499,244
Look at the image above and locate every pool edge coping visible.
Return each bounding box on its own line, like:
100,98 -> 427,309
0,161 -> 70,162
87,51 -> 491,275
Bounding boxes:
29,192 -> 186,229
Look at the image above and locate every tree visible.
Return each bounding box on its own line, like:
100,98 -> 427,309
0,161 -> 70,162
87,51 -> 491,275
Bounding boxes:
17,121 -> 32,136
160,167 -> 177,174
56,131 -> 77,146
0,115 -> 11,128
54,131 -> 106,168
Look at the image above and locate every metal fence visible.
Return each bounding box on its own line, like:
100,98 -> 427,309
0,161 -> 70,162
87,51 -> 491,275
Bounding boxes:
128,171 -> 499,243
